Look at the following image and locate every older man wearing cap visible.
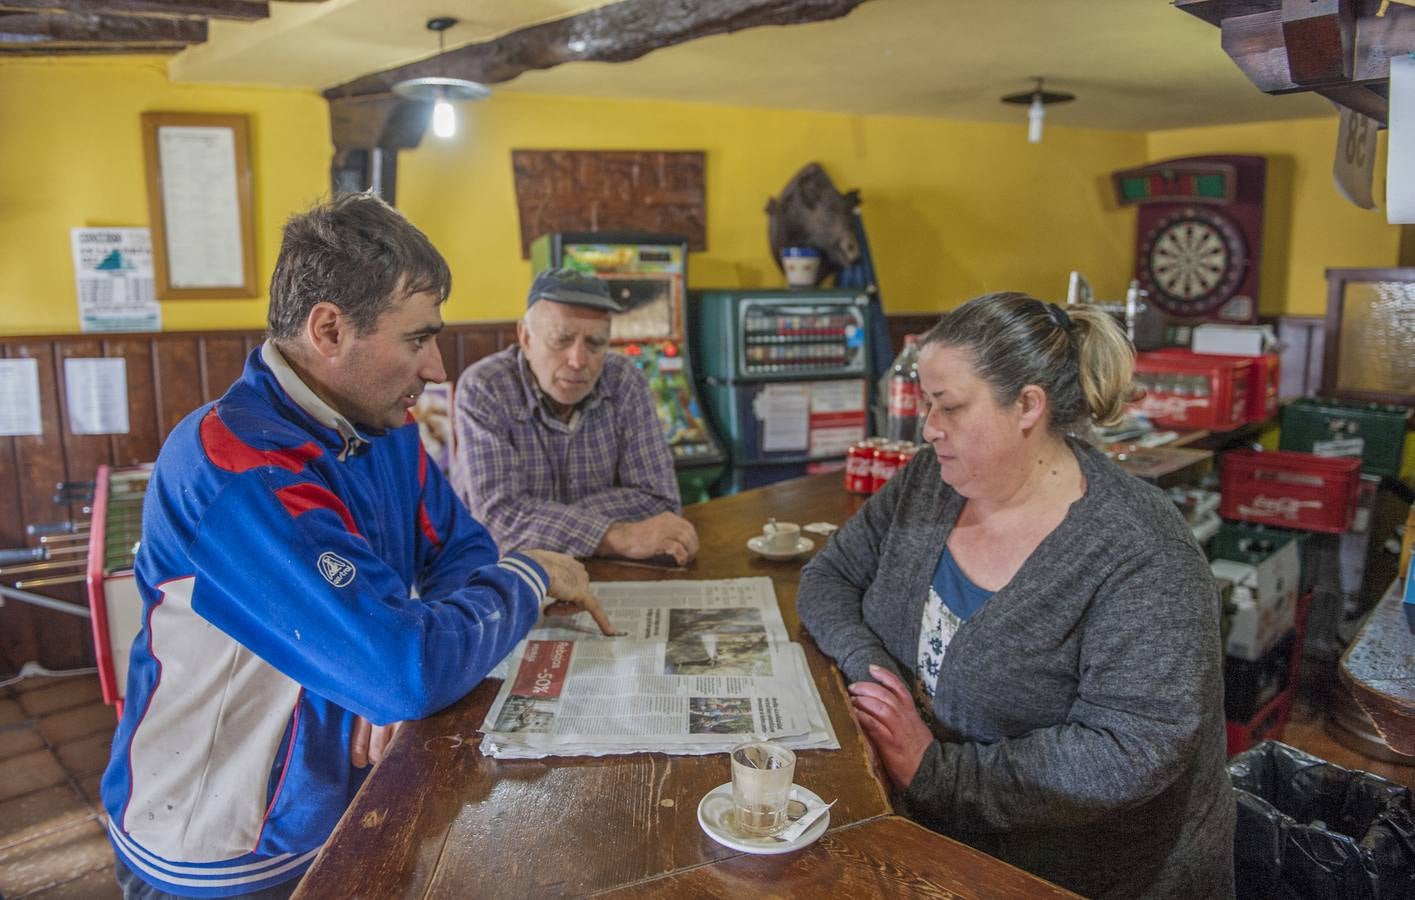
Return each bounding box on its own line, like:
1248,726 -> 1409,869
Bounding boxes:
451,268 -> 698,565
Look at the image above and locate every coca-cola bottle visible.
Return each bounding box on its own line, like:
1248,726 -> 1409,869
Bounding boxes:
886,335 -> 921,444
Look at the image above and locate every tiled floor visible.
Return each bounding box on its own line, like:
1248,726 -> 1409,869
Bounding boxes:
2,666 -> 1412,898
0,674 -> 120,900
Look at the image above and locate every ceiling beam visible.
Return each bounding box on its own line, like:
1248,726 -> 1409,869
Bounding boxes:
324,0 -> 869,100
1177,0 -> 1411,124
0,0 -> 266,21
0,41 -> 186,52
1174,0 -> 1286,28
0,10 -> 206,43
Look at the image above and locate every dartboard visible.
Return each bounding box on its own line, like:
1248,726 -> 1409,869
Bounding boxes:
1141,206 -> 1248,318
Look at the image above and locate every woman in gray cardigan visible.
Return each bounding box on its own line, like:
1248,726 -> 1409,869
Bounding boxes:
799,293 -> 1234,899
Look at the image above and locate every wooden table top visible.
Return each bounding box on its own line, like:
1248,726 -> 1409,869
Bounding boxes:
594,816 -> 1078,899
293,473 -> 1069,898
1339,578 -> 1415,756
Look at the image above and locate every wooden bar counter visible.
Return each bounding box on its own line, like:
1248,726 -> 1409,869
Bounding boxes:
1339,578 -> 1415,758
293,474 -> 1075,898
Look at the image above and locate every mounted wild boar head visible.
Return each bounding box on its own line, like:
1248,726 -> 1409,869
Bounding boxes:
765,163 -> 861,283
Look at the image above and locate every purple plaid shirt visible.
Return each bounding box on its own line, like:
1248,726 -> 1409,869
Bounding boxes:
451,346 -> 681,557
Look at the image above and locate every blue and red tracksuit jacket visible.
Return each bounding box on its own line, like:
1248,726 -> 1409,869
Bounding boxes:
102,343 -> 547,896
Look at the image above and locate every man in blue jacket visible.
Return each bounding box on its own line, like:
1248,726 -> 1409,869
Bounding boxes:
102,193 -> 610,899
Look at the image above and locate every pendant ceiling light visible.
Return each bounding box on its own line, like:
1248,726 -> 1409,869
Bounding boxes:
391,17 -> 490,139
1000,77 -> 1075,144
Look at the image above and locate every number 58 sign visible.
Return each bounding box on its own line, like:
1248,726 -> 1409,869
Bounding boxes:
1334,106 -> 1378,210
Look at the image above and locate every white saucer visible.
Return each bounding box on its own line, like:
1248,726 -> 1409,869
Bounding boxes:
746,535 -> 815,561
697,782 -> 829,855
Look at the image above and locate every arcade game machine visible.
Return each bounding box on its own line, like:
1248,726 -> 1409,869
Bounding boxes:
529,232 -> 727,503
692,288 -> 871,493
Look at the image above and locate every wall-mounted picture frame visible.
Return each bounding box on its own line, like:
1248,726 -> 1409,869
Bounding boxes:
1322,267 -> 1415,405
141,112 -> 257,299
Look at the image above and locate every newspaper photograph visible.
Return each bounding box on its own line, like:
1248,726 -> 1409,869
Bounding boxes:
479,578 -> 838,758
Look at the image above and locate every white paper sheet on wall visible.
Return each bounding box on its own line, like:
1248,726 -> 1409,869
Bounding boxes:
808,379 -> 866,413
64,357 -> 129,435
1388,55 -> 1415,224
755,383 -> 809,452
0,358 -> 43,437
158,126 -> 245,288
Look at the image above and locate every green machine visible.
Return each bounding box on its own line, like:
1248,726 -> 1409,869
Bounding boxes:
529,232 -> 726,503
691,288 -> 871,493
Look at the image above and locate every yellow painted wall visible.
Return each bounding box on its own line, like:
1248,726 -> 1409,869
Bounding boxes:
1147,118 -> 1399,318
0,56 -> 1141,334
0,57 -> 328,334
400,91 -> 1143,322
1,58 -> 1403,336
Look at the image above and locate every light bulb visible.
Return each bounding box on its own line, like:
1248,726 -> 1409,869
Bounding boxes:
1027,95 -> 1044,144
432,98 -> 456,138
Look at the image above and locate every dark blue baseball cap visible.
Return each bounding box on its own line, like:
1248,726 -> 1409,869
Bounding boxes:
527,267 -> 623,312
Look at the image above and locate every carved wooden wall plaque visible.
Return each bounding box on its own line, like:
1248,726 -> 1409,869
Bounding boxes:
511,150 -> 706,258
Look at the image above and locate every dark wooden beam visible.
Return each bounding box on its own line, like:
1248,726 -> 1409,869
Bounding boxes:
1280,0 -> 1355,85
1217,4 -> 1411,90
0,0 -> 266,20
1315,82 -> 1388,121
1175,0 -> 1284,28
0,41 -> 184,52
0,10 -> 206,43
1179,0 -> 1410,125
324,0 -> 869,100
328,92 -> 431,151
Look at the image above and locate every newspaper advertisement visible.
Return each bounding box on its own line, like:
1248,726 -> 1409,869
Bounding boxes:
480,578 -> 838,759
71,228 -> 161,333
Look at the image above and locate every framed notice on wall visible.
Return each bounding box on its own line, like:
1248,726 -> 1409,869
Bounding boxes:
141,112 -> 257,299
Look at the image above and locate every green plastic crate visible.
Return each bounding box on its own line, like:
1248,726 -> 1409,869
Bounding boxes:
1209,521 -> 1313,600
1278,398 -> 1410,478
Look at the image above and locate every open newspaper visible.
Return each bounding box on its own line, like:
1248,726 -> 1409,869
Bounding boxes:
480,577 -> 839,759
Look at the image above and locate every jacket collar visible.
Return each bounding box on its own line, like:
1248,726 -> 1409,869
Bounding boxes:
260,340 -> 372,460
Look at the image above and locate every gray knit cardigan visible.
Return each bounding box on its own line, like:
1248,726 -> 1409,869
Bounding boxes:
798,440 -> 1235,899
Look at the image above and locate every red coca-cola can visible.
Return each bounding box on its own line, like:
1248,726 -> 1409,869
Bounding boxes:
870,442 -> 902,493
844,441 -> 874,494
897,441 -> 921,470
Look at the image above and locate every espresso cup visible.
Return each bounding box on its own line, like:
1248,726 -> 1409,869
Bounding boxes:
762,520 -> 801,553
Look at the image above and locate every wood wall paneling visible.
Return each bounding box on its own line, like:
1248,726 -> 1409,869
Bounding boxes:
0,345 -> 40,673
105,337 -> 162,466
0,325 -> 507,675
886,313 -> 939,358
201,335 -> 253,404
0,315 -> 917,674
155,337 -> 205,438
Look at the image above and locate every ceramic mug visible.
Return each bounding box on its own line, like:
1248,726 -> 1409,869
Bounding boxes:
780,246 -> 822,287
762,519 -> 802,553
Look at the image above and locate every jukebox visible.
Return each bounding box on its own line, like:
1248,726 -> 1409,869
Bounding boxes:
692,288 -> 871,493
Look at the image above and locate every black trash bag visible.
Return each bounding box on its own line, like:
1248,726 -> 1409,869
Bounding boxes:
1228,740 -> 1415,899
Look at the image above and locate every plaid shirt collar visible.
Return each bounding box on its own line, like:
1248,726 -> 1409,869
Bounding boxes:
513,346 -> 607,434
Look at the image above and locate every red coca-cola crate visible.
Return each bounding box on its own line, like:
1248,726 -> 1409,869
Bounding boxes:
1130,352 -> 1251,430
1224,591 -> 1313,750
1220,450 -> 1362,533
1226,684 -> 1295,756
1151,349 -> 1279,423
